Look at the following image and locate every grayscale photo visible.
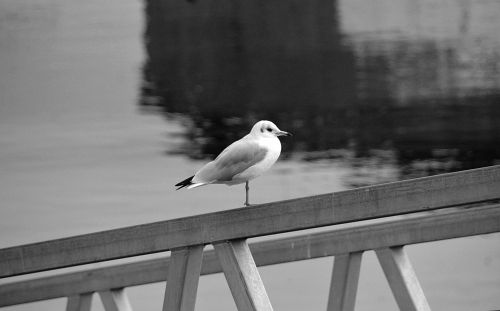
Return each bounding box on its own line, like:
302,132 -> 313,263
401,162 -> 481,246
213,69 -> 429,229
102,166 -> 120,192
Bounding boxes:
0,0 -> 499,310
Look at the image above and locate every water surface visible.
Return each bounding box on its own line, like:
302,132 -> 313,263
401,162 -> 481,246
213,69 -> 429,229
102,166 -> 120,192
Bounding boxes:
141,0 -> 500,185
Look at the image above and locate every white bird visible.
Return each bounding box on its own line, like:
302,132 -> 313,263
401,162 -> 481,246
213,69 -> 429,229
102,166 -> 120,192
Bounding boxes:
175,120 -> 291,206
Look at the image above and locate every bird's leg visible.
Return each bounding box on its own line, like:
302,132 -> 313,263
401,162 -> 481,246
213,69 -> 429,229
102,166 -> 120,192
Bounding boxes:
244,181 -> 250,207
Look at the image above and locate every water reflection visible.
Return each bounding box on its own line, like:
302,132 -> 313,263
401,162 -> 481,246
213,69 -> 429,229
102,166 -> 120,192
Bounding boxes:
140,0 -> 500,185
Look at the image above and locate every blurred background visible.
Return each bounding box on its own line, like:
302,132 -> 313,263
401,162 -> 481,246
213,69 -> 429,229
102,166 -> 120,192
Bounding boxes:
0,0 -> 499,310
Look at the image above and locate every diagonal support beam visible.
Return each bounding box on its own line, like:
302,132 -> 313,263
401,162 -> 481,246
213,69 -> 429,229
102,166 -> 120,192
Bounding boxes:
66,293 -> 93,311
162,245 -> 204,311
327,252 -> 363,311
98,289 -> 133,311
375,246 -> 431,311
214,239 -> 273,311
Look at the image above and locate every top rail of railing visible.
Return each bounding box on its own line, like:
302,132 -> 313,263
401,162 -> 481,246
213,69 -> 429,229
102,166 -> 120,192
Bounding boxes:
1,165 -> 500,278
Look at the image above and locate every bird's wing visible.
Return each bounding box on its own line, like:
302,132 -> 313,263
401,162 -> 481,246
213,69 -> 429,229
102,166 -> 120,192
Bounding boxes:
194,138 -> 268,183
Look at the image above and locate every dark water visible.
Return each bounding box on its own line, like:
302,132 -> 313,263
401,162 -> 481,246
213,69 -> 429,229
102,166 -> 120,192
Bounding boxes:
139,0 -> 500,184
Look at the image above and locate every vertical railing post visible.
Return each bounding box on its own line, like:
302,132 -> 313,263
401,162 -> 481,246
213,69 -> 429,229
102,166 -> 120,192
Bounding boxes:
98,288 -> 133,311
327,252 -> 363,311
375,246 -> 431,311
162,245 -> 204,311
214,239 -> 273,311
66,293 -> 93,311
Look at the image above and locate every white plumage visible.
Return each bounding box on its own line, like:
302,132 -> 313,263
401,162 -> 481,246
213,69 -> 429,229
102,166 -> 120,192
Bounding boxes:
175,120 -> 291,206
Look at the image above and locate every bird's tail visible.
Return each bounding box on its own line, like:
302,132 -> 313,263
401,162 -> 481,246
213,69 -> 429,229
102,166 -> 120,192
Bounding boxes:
175,175 -> 194,190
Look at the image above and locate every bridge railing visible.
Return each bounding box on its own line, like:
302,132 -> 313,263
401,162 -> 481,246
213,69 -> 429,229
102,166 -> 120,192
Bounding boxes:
1,165 -> 500,311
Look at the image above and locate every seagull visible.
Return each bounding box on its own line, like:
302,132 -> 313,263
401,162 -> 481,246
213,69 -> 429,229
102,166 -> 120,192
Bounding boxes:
175,120 -> 291,206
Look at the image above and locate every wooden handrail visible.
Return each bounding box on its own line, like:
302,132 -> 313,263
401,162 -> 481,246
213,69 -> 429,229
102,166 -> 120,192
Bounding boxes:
1,165 -> 499,278
1,202 -> 499,307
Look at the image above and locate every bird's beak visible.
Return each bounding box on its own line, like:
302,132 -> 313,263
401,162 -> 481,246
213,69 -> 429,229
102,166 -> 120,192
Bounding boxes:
277,130 -> 292,137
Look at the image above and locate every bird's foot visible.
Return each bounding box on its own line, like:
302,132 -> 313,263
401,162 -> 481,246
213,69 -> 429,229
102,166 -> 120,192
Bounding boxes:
244,202 -> 252,207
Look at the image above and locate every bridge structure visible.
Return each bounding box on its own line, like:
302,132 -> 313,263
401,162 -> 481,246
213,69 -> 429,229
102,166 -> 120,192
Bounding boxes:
1,165 -> 499,311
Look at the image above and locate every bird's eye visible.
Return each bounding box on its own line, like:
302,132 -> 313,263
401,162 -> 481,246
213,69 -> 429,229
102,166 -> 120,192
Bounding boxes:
267,128 -> 272,132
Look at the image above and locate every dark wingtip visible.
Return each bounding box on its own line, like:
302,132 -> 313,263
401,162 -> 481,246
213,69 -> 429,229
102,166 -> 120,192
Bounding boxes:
175,175 -> 194,190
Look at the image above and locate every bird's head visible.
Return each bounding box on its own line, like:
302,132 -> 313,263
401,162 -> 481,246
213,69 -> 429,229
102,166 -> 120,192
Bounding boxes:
251,120 -> 291,138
